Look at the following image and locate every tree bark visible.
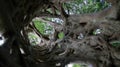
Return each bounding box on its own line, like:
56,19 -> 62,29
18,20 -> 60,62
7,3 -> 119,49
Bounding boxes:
0,0 -> 120,67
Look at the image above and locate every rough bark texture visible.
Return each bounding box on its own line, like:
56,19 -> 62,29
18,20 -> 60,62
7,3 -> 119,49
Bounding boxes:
0,0 -> 120,67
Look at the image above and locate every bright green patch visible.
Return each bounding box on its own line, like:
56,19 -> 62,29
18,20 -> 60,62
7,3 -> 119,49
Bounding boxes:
34,20 -> 46,35
58,32 -> 64,39
73,64 -> 81,67
33,19 -> 54,35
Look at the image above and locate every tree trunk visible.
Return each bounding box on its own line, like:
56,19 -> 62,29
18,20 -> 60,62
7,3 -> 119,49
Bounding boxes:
0,0 -> 120,67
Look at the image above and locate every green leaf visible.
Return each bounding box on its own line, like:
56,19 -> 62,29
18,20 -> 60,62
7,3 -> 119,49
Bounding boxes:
33,19 -> 54,35
58,32 -> 64,39
111,41 -> 120,47
34,20 -> 46,35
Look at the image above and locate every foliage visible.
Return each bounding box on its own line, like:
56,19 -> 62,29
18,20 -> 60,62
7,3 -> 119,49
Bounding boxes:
111,41 -> 120,48
58,32 -> 64,39
28,32 -> 40,46
30,0 -> 110,46
73,64 -> 81,67
33,0 -> 109,37
33,19 -> 54,35
45,18 -> 63,24
63,0 -> 109,14
29,19 -> 54,46
33,20 -> 46,35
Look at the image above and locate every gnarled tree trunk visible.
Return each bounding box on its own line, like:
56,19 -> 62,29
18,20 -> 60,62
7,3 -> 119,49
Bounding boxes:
0,0 -> 120,67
